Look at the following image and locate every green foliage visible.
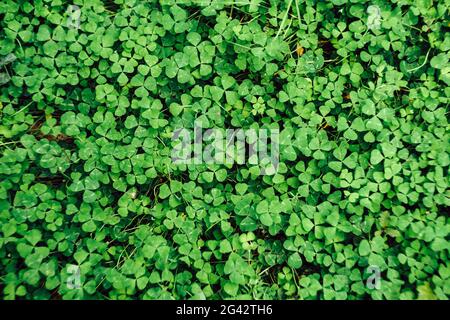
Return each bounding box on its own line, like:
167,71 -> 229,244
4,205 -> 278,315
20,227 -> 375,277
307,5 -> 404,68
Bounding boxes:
0,0 -> 449,300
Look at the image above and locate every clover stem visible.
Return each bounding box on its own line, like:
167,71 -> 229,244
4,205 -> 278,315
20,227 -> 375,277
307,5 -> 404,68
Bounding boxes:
275,0 -> 293,39
407,48 -> 431,73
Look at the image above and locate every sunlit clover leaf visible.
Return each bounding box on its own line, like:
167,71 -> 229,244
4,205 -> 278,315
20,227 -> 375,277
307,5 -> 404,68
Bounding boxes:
358,239 -> 371,256
219,239 -> 233,254
430,53 -> 448,70
169,94 -> 192,117
36,25 -> 51,41
187,32 -> 201,47
380,142 -> 396,158
182,41 -> 215,77
164,52 -> 192,84
200,166 -> 227,183
265,38 -> 289,61
370,149 -> 384,165
212,75 -> 238,104
366,116 -> 383,131
158,180 -> 183,201
256,200 -> 282,227
288,252 -> 303,269
308,135 -> 333,160
361,99 -> 376,116
329,143 -> 347,172
183,46 -> 200,68
142,100 -> 168,128
341,62 -> 364,83
296,51 -> 324,74
42,40 -> 59,57
280,128 -> 296,161
125,115 -> 139,129
83,190 -> 97,204
14,190 -> 37,208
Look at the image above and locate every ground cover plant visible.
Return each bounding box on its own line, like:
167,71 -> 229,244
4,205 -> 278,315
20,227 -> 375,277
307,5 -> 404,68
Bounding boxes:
0,0 -> 449,300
